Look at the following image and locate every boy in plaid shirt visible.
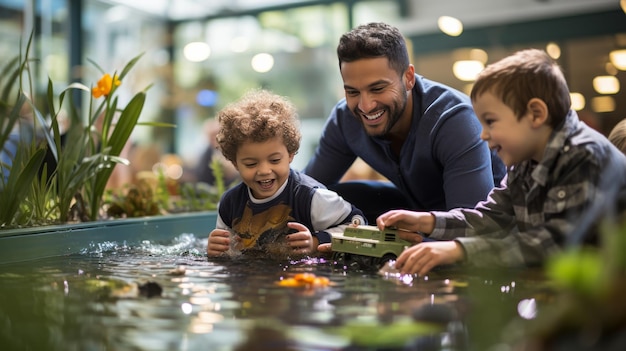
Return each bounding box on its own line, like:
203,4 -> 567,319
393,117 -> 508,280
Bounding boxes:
375,49 -> 626,276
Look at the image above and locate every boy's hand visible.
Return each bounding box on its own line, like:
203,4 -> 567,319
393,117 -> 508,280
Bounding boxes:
395,241 -> 465,276
317,243 -> 332,253
286,222 -> 317,254
207,229 -> 230,256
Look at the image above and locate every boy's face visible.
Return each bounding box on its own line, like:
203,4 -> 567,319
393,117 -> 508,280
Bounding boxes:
472,91 -> 545,167
340,57 -> 412,138
233,137 -> 294,199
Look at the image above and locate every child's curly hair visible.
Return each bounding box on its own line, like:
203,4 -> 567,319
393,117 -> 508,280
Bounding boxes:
216,89 -> 301,163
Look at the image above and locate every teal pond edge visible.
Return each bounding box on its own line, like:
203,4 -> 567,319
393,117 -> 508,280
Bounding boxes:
0,211 -> 217,265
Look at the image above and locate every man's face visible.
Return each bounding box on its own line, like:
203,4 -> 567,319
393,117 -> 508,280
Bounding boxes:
340,57 -> 411,137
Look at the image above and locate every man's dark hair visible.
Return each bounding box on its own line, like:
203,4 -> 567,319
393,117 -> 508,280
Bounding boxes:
337,22 -> 410,76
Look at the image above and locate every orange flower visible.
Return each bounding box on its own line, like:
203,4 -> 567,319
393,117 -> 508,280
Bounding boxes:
276,273 -> 331,288
91,73 -> 121,98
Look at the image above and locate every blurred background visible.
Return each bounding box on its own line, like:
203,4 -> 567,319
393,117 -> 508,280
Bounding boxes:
1,0 -> 625,185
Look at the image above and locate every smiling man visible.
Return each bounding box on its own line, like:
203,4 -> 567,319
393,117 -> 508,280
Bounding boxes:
304,22 -> 505,223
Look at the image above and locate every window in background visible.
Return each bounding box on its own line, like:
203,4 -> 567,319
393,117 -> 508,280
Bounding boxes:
82,0 -> 173,151
172,4 -> 353,169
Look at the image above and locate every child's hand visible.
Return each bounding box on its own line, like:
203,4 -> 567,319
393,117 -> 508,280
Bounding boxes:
395,241 -> 465,276
376,210 -> 435,235
286,222 -> 317,254
207,229 -> 230,256
317,243 -> 332,253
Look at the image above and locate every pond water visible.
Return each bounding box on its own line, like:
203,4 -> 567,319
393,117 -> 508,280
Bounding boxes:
0,233 -> 548,351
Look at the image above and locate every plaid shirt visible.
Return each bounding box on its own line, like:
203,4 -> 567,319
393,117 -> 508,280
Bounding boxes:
428,111 -> 626,268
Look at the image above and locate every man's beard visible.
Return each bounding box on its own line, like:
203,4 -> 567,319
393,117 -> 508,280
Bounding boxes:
356,92 -> 408,138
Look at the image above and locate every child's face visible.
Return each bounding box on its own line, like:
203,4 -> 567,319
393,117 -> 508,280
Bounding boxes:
234,137 -> 294,199
472,92 -> 545,167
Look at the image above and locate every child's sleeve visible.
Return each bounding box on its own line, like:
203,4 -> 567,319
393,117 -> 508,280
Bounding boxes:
309,188 -> 366,243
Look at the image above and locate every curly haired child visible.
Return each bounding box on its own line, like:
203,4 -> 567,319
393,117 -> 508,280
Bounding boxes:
207,89 -> 364,258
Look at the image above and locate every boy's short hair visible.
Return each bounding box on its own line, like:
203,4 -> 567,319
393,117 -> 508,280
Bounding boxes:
470,49 -> 571,128
337,22 -> 410,77
609,118 -> 626,155
216,89 -> 301,162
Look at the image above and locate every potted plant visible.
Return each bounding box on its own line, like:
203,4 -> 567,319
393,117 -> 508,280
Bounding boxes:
0,33 -> 218,264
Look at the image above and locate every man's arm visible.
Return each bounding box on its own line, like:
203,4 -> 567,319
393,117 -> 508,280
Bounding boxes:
433,105 -> 498,209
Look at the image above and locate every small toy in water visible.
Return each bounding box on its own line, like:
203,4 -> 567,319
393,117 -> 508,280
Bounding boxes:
332,225 -> 418,270
276,273 -> 331,288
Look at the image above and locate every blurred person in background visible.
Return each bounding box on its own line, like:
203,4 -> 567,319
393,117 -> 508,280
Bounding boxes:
195,119 -> 239,187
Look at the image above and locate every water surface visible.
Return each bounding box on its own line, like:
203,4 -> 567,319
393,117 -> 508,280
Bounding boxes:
0,233 -> 546,350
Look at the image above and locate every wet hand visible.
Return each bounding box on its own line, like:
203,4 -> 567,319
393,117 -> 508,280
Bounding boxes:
395,241 -> 464,276
286,222 -> 316,254
207,229 -> 230,256
317,243 -> 332,253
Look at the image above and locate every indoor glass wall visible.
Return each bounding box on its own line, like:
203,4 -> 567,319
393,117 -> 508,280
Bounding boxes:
1,0 -> 625,183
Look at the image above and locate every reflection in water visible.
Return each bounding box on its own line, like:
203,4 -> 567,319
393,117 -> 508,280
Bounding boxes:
0,233 -> 548,350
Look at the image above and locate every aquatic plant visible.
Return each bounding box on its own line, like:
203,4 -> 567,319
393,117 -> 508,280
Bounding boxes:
0,32 -> 163,228
516,215 -> 626,350
104,179 -> 161,218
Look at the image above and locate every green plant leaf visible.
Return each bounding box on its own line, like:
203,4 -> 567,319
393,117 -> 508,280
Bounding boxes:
107,92 -> 145,156
26,98 -> 57,161
136,121 -> 177,128
88,92 -> 146,220
0,94 -> 26,151
0,148 -> 46,225
118,52 -> 145,80
86,58 -> 105,75
0,56 -> 20,104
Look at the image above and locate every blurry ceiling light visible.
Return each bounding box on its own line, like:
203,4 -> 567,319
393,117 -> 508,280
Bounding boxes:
546,42 -> 561,59
230,36 -> 250,53
592,75 -> 619,94
184,42 -> 211,62
469,48 -> 488,64
569,92 -> 585,111
606,62 -> 619,76
591,96 -> 615,113
453,60 -> 484,81
438,16 -> 463,37
452,48 -> 488,64
251,53 -> 274,73
621,0 -> 626,14
609,49 -> 626,70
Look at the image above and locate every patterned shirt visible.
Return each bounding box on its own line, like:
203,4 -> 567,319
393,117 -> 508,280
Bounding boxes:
216,169 -> 365,248
428,110 -> 626,268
